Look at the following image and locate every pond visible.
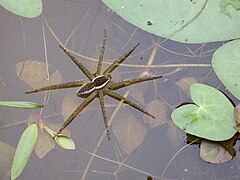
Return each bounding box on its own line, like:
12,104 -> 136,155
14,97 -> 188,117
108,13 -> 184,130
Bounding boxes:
0,1 -> 239,180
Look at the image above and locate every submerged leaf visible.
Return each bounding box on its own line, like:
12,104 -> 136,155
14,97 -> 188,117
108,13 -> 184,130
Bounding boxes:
28,115 -> 55,159
144,99 -> 168,128
0,101 -> 43,109
16,60 -> 47,89
0,140 -> 15,179
200,140 -> 232,163
16,60 -> 62,93
234,104 -> 240,124
171,83 -> 236,141
0,0 -> 42,18
11,123 -> 38,180
112,109 -> 147,154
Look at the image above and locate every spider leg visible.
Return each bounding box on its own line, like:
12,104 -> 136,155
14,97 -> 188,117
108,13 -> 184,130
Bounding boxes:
96,29 -> 107,76
104,89 -> 155,119
103,43 -> 140,74
109,75 -> 163,90
55,91 -> 97,136
98,91 -> 110,140
25,80 -> 86,94
59,45 -> 94,80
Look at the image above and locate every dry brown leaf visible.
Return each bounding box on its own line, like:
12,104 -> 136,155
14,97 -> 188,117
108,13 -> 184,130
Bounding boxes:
176,77 -> 197,94
0,140 -> 15,179
200,140 -> 233,163
234,104 -> 240,124
61,91 -> 97,121
166,121 -> 185,148
143,99 -> 169,128
16,60 -> 48,89
35,127 -> 55,159
16,60 -> 62,92
112,109 -> 147,154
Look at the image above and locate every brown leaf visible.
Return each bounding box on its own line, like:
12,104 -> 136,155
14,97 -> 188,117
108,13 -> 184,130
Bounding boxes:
234,104 -> 240,124
0,140 -> 15,179
112,109 -> 147,154
16,60 -> 48,89
144,99 -> 169,128
200,140 -> 233,163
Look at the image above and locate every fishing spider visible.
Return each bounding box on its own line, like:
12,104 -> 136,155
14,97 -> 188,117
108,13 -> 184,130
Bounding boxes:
26,30 -> 163,140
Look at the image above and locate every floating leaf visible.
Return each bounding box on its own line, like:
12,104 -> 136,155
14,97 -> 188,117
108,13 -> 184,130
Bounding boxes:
0,140 -> 15,179
200,140 -> 232,163
220,0 -> 240,18
112,109 -> 147,154
54,135 -> 75,150
44,125 -> 75,150
212,39 -> 240,100
102,0 -> 240,43
171,83 -> 236,141
11,123 -> 38,180
0,0 -> 42,18
0,101 -> 43,109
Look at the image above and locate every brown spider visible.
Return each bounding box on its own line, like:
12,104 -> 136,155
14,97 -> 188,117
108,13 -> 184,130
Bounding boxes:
26,30 -> 163,140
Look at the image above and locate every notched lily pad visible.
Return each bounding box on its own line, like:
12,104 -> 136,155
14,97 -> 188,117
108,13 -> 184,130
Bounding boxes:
171,83 -> 236,141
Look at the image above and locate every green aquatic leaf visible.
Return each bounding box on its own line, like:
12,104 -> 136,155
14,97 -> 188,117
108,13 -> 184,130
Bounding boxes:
102,0 -> 240,43
11,123 -> 38,180
0,0 -> 42,18
44,125 -> 75,150
0,101 -> 43,109
171,83 -> 236,141
220,0 -> 240,18
212,39 -> 240,100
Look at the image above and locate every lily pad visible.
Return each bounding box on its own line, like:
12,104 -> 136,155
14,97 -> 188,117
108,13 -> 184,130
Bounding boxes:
171,83 -> 236,141
102,0 -> 240,43
212,39 -> 240,100
0,0 -> 42,18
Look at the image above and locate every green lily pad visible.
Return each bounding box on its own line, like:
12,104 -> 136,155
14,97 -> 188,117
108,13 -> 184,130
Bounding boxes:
0,0 -> 42,18
102,0 -> 240,43
11,123 -> 38,180
171,83 -> 236,141
212,39 -> 240,100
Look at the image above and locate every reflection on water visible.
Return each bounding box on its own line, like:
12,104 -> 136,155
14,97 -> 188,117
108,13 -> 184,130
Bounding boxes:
0,0 -> 239,180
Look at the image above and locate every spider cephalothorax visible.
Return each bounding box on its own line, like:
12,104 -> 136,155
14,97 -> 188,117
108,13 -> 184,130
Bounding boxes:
26,30 -> 162,140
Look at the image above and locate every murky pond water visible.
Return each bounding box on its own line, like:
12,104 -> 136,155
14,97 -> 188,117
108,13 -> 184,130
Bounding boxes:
1,1 -> 240,180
